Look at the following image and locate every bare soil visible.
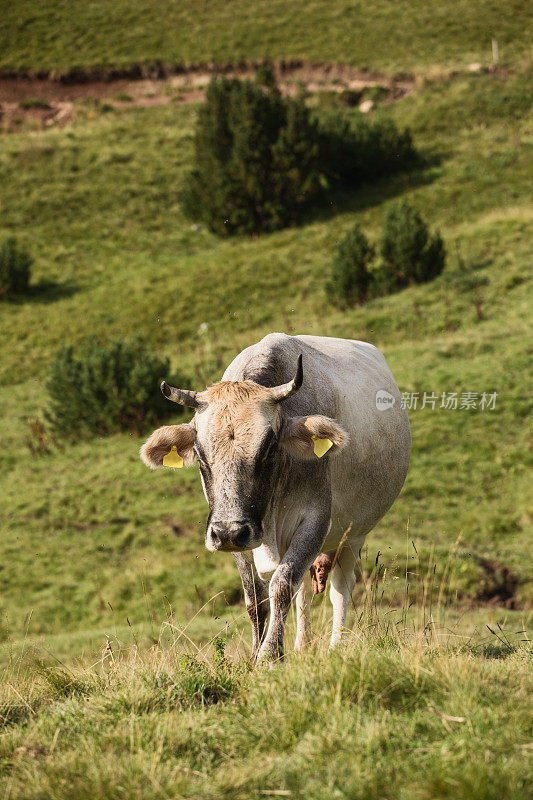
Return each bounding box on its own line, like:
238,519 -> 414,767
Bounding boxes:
476,558 -> 519,609
0,62 -> 415,132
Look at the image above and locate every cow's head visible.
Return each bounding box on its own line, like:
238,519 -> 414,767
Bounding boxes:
140,356 -> 348,553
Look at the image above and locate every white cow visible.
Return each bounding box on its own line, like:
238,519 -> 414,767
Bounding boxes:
141,333 -> 410,662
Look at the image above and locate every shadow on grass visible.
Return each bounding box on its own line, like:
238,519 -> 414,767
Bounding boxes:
10,279 -> 79,305
304,159 -> 445,227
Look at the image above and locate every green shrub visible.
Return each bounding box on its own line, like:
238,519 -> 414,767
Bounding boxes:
183,70 -> 321,235
183,70 -> 418,235
326,207 -> 445,307
379,202 -> 446,290
45,335 -> 185,439
317,110 -> 418,189
0,237 -> 32,299
327,223 -> 375,308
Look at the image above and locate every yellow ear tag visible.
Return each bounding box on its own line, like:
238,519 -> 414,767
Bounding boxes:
162,446 -> 183,469
312,435 -> 333,458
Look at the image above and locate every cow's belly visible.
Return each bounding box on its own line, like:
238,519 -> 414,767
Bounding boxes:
325,405 -> 411,549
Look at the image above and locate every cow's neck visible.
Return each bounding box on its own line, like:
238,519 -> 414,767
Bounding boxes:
252,455 -> 332,580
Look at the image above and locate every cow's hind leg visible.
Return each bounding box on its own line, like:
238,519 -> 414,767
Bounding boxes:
329,544 -> 358,648
294,570 -> 312,651
232,552 -> 269,659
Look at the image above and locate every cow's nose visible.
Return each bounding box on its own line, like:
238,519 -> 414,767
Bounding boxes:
233,524 -> 252,549
209,522 -> 252,551
209,523 -> 226,550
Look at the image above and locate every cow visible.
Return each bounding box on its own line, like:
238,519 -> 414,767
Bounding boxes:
140,333 -> 410,663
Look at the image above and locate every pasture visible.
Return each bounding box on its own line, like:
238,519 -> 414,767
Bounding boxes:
1,0 -> 532,75
0,3 -> 531,796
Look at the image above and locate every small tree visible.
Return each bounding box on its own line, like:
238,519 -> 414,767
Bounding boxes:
318,111 -> 418,190
182,72 -> 321,235
327,224 -> 375,308
46,335 -> 187,439
0,237 -> 32,299
379,203 -> 445,290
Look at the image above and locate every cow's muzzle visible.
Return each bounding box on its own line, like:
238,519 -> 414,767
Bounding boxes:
206,521 -> 259,552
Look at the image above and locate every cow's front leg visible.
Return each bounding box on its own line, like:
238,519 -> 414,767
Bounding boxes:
232,551 -> 269,659
255,515 -> 329,664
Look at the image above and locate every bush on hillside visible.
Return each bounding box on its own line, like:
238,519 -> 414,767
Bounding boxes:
379,202 -> 446,289
0,237 -> 32,299
326,207 -> 446,307
46,335 -> 186,439
317,111 -> 418,188
182,70 -> 321,235
327,224 -> 375,308
183,69 -> 418,235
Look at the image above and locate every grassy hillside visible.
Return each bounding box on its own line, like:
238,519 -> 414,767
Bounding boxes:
0,64 -> 531,676
0,0 -> 532,76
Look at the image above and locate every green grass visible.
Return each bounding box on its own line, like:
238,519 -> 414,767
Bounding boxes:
0,627 -> 531,799
0,1 -> 532,76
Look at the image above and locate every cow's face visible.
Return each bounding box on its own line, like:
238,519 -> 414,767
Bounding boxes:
193,382 -> 282,552
140,357 -> 348,553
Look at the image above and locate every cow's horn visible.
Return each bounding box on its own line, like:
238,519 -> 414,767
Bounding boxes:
270,354 -> 303,403
161,381 -> 201,409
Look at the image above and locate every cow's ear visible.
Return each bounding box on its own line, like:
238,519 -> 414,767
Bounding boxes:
140,424 -> 195,469
280,415 -> 348,460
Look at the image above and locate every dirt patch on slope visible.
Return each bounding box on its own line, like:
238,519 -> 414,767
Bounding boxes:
476,559 -> 519,609
0,62 -> 415,132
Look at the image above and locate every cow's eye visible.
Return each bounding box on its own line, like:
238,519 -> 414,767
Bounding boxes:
193,446 -> 208,467
258,433 -> 277,463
